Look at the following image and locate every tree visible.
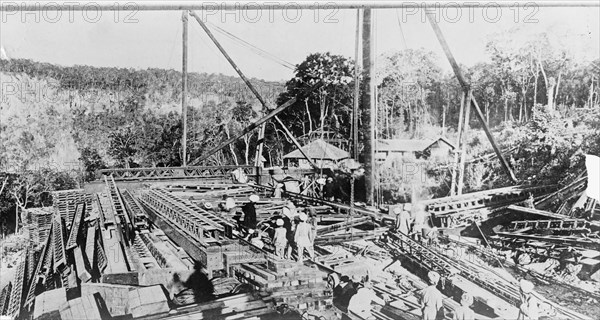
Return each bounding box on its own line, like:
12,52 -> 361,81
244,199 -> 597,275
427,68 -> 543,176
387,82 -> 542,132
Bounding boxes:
276,52 -> 354,147
107,125 -> 139,168
79,147 -> 106,181
377,49 -> 443,137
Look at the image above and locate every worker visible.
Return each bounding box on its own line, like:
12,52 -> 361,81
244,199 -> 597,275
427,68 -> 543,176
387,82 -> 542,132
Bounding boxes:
242,195 -> 259,234
168,273 -> 187,301
249,230 -> 265,249
395,205 -> 411,235
282,202 -> 296,259
300,175 -> 311,195
324,177 -> 335,201
518,279 -> 539,320
452,293 -> 474,320
422,225 -> 440,246
316,175 -> 327,198
273,219 -> 287,259
333,275 -> 357,313
412,203 -> 427,242
419,271 -> 444,320
294,212 -> 314,261
273,183 -> 284,198
347,280 -> 386,318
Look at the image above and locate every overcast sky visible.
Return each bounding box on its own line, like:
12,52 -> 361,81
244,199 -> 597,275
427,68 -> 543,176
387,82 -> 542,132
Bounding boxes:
1,3 -> 599,81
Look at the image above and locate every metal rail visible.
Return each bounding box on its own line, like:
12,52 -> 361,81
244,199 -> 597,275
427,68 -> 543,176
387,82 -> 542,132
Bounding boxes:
139,189 -> 224,245
104,175 -> 134,245
98,165 -> 259,181
121,189 -> 149,230
507,219 -> 590,233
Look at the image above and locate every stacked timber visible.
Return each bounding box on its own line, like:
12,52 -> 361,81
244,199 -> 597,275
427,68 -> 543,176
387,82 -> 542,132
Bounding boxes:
26,208 -> 53,249
232,258 -> 331,311
52,189 -> 91,227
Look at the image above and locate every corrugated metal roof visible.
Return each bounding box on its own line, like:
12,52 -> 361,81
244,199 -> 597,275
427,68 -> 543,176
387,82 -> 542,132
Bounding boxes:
378,137 -> 455,152
283,139 -> 349,161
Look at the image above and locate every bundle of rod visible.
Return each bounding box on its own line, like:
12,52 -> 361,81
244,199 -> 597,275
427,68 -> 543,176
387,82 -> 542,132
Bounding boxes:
386,231 -> 523,306
316,216 -> 372,235
535,175 -> 586,210
249,184 -> 383,220
314,227 -> 388,245
493,232 -> 600,251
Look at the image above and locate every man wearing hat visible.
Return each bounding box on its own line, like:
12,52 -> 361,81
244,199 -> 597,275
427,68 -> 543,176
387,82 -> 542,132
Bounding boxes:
348,280 -> 386,318
395,204 -> 412,235
333,275 -> 357,313
282,201 -> 297,259
272,219 -> 287,259
419,271 -> 444,320
294,212 -> 314,261
518,279 -> 539,320
242,195 -> 259,234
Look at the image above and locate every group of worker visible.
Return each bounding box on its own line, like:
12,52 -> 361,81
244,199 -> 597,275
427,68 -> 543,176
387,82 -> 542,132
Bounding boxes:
271,200 -> 316,261
393,202 -> 439,245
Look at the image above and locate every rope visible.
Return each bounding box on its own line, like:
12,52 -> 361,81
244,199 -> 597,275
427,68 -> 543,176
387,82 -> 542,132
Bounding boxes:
206,22 -> 295,70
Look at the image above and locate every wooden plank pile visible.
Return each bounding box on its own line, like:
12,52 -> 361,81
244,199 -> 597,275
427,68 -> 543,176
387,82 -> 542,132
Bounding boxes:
232,258 -> 332,311
52,189 -> 91,228
26,208 -> 53,249
138,292 -> 283,320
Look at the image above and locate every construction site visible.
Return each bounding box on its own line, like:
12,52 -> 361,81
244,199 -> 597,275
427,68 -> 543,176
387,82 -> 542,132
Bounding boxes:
1,2 -> 600,320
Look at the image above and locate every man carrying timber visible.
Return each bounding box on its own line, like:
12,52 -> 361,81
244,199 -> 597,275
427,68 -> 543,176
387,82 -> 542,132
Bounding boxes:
419,271 -> 444,320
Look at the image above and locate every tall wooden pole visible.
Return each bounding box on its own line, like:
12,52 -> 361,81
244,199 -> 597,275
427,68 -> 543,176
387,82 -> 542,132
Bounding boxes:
457,90 -> 472,195
254,123 -> 266,167
353,9 -> 361,160
426,12 -> 517,183
361,9 -> 376,205
450,93 -> 465,196
181,11 -> 188,167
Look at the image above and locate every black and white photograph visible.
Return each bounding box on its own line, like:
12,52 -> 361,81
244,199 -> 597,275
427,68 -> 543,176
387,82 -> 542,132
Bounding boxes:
1,1 -> 599,319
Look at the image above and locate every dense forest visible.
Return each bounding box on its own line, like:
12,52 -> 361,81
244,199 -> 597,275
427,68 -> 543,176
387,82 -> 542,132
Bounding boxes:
0,27 -> 599,233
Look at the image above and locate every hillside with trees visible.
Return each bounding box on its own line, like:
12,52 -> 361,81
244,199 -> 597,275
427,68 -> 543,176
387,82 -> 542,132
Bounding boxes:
0,27 -> 598,234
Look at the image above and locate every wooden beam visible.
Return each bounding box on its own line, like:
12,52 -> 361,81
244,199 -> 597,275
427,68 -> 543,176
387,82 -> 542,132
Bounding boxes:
182,11 -> 189,167
352,9 -> 361,160
188,10 -> 319,169
362,8 -> 376,205
6,1 -> 597,11
457,90 -> 472,195
273,116 -> 319,169
450,93 -> 465,196
426,12 -> 517,183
